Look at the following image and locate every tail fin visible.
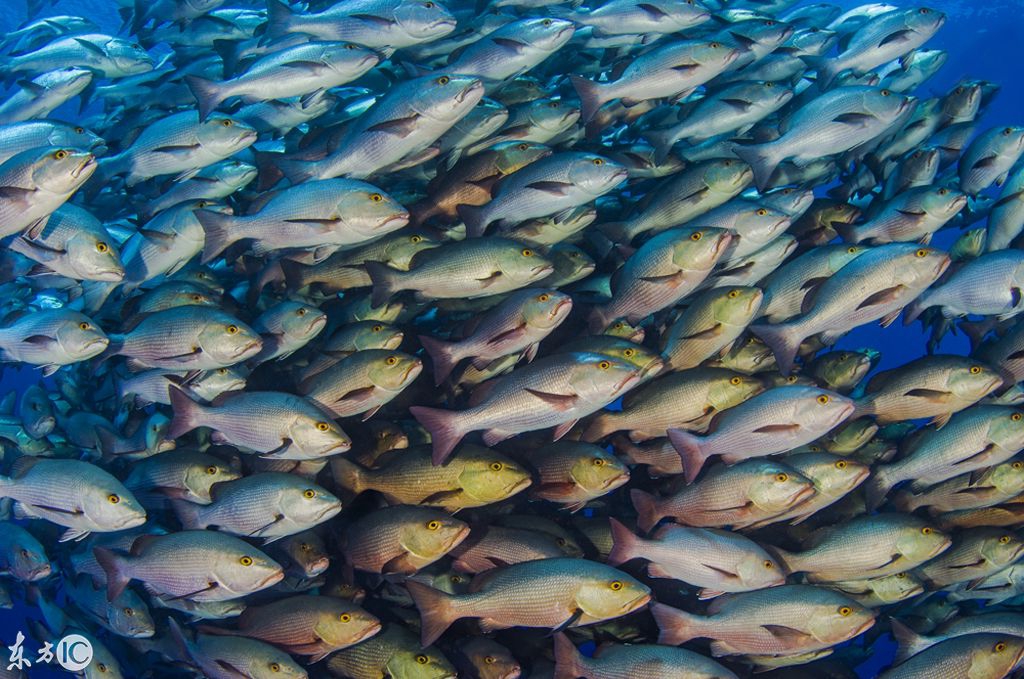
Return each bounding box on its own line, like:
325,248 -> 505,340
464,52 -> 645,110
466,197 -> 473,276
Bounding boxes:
329,456 -> 367,495
276,156 -> 318,185
650,602 -> 704,646
902,295 -> 931,325
418,334 -> 461,386
630,488 -> 662,533
167,385 -> 205,440
732,143 -> 781,192
864,465 -> 896,511
552,633 -> 588,679
170,499 -> 207,530
749,322 -> 801,375
833,218 -> 860,244
891,489 -> 922,513
891,618 -> 936,664
667,427 -> 710,484
815,59 -> 840,90
364,261 -> 402,308
253,150 -> 286,190
184,75 -> 226,121
279,258 -> 311,291
764,544 -> 802,576
195,209 -> 240,264
406,579 -> 460,647
93,547 -> 131,601
456,204 -> 489,238
570,75 -> 607,124
409,405 -> 465,466
264,0 -> 297,40
587,305 -> 612,334
645,127 -> 679,165
606,517 -> 640,566
581,413 -> 615,441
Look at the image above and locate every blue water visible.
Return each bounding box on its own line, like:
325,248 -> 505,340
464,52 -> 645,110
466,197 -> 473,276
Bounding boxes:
1,0 -> 1023,677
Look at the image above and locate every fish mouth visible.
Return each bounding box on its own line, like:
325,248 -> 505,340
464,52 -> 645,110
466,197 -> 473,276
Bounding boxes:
613,370 -> 641,395
533,264 -> 555,277
353,620 -> 383,644
400,359 -> 422,383
306,556 -> 330,576
789,484 -> 817,506
950,194 -> 968,213
315,501 -> 343,521
72,155 -> 97,179
119,512 -> 148,530
82,336 -> 110,353
601,470 -> 630,489
549,296 -> 573,320
506,476 -> 533,496
258,569 -> 285,589
234,338 -> 263,358
624,591 -> 652,613
456,79 -> 484,104
381,212 -> 410,230
641,357 -> 666,379
307,314 -> 328,334
322,439 -> 353,456
712,231 -> 733,257
26,563 -> 53,581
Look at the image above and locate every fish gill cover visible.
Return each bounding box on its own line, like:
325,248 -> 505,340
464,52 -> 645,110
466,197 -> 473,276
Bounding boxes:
0,0 -> 1022,677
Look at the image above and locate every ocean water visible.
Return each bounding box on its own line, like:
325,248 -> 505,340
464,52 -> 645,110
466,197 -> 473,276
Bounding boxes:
1,0 -> 1024,677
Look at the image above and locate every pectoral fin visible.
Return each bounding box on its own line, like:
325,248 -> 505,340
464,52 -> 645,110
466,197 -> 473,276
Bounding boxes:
524,388 -> 578,410
525,180 -> 575,196
856,285 -> 904,310
366,115 -> 421,138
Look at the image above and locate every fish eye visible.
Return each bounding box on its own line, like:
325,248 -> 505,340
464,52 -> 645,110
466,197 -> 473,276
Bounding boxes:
938,187 -> 949,195
817,394 -> 830,405
915,249 -> 928,258
316,422 -> 330,431
728,290 -> 741,299
896,572 -> 906,579
838,606 -> 852,617
709,41 -> 720,48
239,555 -> 253,566
303,489 -> 316,499
79,322 -> 92,330
880,89 -> 891,96
1013,413 -> 1023,421
609,580 -> 623,590
921,527 -> 933,535
537,293 -> 551,302
205,465 -> 218,475
690,231 -> 703,241
542,18 -> 552,25
369,193 -> 384,203
490,461 -> 504,471
416,655 -> 429,665
764,81 -> 774,88
130,42 -> 141,49
345,43 -> 358,49
1000,535 -> 1012,544
919,7 -> 930,12
123,607 -> 135,616
107,494 -> 120,504
270,663 -> 281,672
970,366 -> 982,374
765,20 -> 775,26
386,356 -> 399,366
756,208 -> 768,216
730,376 -> 742,385
764,560 -> 773,569
775,473 -> 789,482
426,520 -> 441,530
522,248 -> 533,256
1004,128 -> 1014,136
451,574 -> 463,583
484,656 -> 496,664
835,460 -> 848,469
297,307 -> 307,316
411,234 -> 423,243
592,158 -> 604,166
97,664 -> 108,673
221,119 -> 234,127
217,368 -> 228,375
53,149 -> 68,160
227,325 -> 241,335
339,613 -> 352,622
995,642 -> 1008,653
1015,462 -> 1023,469
191,294 -> 204,302
424,1 -> 434,6
547,101 -> 560,108
436,75 -> 450,85
622,348 -> 637,359
598,360 -> 611,370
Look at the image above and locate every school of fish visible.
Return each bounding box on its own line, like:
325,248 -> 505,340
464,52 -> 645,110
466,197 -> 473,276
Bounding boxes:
0,0 -> 1023,677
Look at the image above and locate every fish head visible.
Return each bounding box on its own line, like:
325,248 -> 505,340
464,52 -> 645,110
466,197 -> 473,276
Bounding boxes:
389,646 -> 457,679
368,350 -> 423,390
324,42 -> 381,75
806,596 -> 875,645
141,412 -> 174,454
50,66 -> 94,94
402,513 -> 470,560
521,289 -> 573,330
568,446 -> 630,495
549,244 -> 595,284
65,228 -> 125,282
708,371 -> 766,411
411,74 -> 485,124
738,205 -> 793,243
290,407 -> 351,457
947,361 -> 1003,401
569,353 -> 642,402
735,550 -> 787,590
30,146 -> 97,192
970,636 -> 1024,678
54,312 -> 110,360
272,301 -> 327,342
749,461 -> 816,512
351,322 -> 405,352
906,6 -> 946,34
987,459 -> 1024,495
713,286 -> 765,324
314,604 -> 382,647
800,387 -> 855,430
217,547 -> 284,595
495,243 -> 554,283
107,37 -> 156,75
83,485 -> 147,532
530,98 -> 582,132
338,183 -> 409,234
383,231 -> 440,269
981,531 -> 1024,567
182,457 -> 242,503
518,17 -> 575,50
706,158 -> 754,193
459,454 -> 532,503
815,349 -> 874,390
217,159 -> 258,188
566,153 -> 628,195
492,140 -> 553,174
48,122 -> 106,155
896,522 -> 951,563
394,0 -> 458,41
190,366 -> 249,402
458,637 -> 521,679
3,532 -> 51,582
109,592 -> 156,638
671,226 -> 731,270
816,456 -> 871,496
922,185 -> 967,218
574,570 -> 650,620
199,114 -> 258,154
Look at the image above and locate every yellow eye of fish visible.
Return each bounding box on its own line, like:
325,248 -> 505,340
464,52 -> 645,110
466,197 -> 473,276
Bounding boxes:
786,376 -> 798,383
609,580 -> 623,590
848,246 -> 858,254
369,193 -> 383,202
74,126 -> 85,134
372,324 -> 383,331
386,356 -> 399,366
226,325 -> 240,334
921,527 -> 933,535
999,535 -> 1012,544
339,613 -> 352,622
1004,128 -> 1014,136
436,76 -> 450,85
919,6 -> 930,12
411,235 -> 423,243
416,655 -> 429,665
124,607 -> 135,616
303,489 -> 316,499
191,294 -> 204,302
764,560 -> 773,569
880,89 -> 891,97
316,422 -> 330,431
838,606 -> 852,617
427,520 -> 441,530
593,457 -> 606,466
221,119 -> 234,127
54,149 -> 68,160
915,249 -> 928,258
79,322 -> 91,330
896,572 -> 906,579
538,293 -> 550,302
96,242 -> 109,253
299,542 -> 311,552
730,376 -> 742,385
728,290 -> 741,299
624,348 -> 636,358
239,556 -> 253,566
996,642 -> 1008,652
1015,462 -> 1023,470
756,208 -> 768,216
296,307 -> 307,316
592,158 -> 604,166
518,143 -> 530,151
1013,413 -> 1023,422
206,465 -> 218,474
937,187 -> 950,196
970,366 -> 982,374
452,575 -> 463,583
97,664 -> 108,673
490,461 -> 503,471
270,662 -> 281,672
709,41 -> 720,48
522,248 -> 533,257
835,460 -> 848,469
775,473 -> 789,482
484,655 -> 496,664
218,368 -> 228,375
107,494 -> 119,504
542,18 -> 552,25
690,231 -> 703,241
598,360 -> 611,370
